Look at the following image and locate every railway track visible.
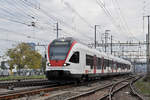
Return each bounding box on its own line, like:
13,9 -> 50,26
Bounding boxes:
106,76 -> 144,100
106,77 -> 135,100
0,75 -> 126,99
129,77 -> 145,100
0,79 -> 54,89
0,75 -> 140,100
66,75 -> 143,100
0,81 -> 74,100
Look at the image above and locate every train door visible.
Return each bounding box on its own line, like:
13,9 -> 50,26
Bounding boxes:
93,55 -> 97,74
112,60 -> 114,73
101,57 -> 104,73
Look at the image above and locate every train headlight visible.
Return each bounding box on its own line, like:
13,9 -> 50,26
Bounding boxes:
63,63 -> 70,66
47,63 -> 51,66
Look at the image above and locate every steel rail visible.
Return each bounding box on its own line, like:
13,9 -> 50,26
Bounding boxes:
0,82 -> 73,100
0,79 -> 53,89
101,75 -> 143,100
66,76 -> 134,100
130,77 -> 145,100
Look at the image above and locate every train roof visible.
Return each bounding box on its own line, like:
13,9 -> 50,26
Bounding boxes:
54,37 -> 131,65
52,37 -> 89,46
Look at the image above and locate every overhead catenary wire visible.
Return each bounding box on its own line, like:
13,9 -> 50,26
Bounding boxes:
4,0 -> 35,20
0,17 -> 30,26
3,0 -> 54,29
0,1 -> 35,22
112,0 -> 139,41
21,0 -> 94,41
0,26 -> 50,43
96,0 -> 139,42
111,0 -> 129,34
62,1 -> 94,29
0,1 -> 57,37
1,0 -> 141,45
96,0 -> 124,33
0,5 -> 35,27
0,0 -> 52,52
62,1 -> 103,42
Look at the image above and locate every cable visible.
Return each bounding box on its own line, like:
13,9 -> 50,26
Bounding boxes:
96,0 -> 139,41
96,0 -> 124,33
62,1 -> 94,29
21,0 -> 94,41
0,17 -> 30,26
0,26 -> 50,42
111,0 -> 128,33
5,0 -> 34,20
112,0 -> 139,41
0,1 -> 33,22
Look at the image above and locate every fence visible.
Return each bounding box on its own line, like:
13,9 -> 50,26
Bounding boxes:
0,69 -> 44,77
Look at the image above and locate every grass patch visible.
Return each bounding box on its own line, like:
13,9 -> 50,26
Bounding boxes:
135,78 -> 150,96
0,75 -> 46,81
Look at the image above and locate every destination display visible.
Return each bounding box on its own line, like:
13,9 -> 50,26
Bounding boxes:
54,41 -> 69,45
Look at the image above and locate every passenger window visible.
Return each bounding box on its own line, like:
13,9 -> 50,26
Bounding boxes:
86,55 -> 93,69
97,57 -> 101,69
69,51 -> 79,63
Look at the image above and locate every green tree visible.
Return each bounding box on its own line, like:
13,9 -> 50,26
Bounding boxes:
6,43 -> 42,72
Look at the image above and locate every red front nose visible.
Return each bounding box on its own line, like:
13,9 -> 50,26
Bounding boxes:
50,60 -> 65,66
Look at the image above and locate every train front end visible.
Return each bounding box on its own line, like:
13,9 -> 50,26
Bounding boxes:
46,37 -> 80,80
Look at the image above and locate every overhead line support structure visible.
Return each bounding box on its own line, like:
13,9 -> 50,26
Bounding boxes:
144,15 -> 150,77
94,25 -> 100,49
104,30 -> 110,52
54,22 -> 62,39
111,35 -> 113,54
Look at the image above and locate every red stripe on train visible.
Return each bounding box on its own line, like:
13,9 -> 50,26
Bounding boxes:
48,43 -> 51,62
65,41 -> 77,61
93,55 -> 97,74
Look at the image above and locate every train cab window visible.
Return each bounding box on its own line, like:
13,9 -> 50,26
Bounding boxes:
69,51 -> 79,63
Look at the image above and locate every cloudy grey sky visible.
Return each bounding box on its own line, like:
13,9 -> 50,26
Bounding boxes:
0,0 -> 148,55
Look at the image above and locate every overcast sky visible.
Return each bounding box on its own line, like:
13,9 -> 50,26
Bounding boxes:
0,0 -> 148,56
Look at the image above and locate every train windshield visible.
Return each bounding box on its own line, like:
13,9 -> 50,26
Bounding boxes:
49,41 -> 71,60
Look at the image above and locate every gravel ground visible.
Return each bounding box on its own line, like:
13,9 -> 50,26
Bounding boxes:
12,80 -> 111,100
9,75 -> 132,100
16,77 -> 122,100
0,86 -> 45,95
0,79 -> 47,83
113,86 -> 140,100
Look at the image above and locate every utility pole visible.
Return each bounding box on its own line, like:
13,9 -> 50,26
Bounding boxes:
146,34 -> 149,74
36,43 -> 47,74
144,15 -> 150,79
94,25 -> 100,49
54,22 -> 61,39
121,46 -> 124,58
111,35 -> 113,54
104,30 -> 110,52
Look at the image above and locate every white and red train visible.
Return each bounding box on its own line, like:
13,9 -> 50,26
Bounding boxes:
46,37 -> 132,81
